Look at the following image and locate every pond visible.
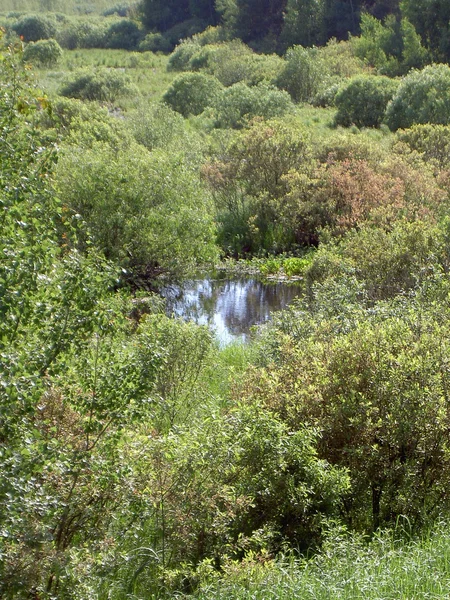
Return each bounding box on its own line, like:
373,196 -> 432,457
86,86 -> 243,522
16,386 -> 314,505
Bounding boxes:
162,278 -> 302,345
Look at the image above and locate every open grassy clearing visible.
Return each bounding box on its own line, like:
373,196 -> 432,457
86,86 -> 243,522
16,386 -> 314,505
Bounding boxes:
0,0 -> 132,15
34,48 -> 174,104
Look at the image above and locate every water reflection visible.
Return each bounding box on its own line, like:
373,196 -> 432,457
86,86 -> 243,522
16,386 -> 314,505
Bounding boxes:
162,278 -> 302,345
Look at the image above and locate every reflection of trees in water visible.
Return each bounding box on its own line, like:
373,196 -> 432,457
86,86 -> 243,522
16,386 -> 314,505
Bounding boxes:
162,279 -> 301,343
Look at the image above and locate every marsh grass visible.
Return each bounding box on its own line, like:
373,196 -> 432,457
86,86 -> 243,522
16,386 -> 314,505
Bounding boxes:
0,0 -> 129,15
34,48 -> 174,104
200,340 -> 257,410
186,522 -> 450,599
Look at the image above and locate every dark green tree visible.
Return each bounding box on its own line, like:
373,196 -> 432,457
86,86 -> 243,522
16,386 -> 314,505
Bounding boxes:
401,0 -> 450,60
280,0 -> 326,49
233,0 -> 287,44
141,0 -> 190,31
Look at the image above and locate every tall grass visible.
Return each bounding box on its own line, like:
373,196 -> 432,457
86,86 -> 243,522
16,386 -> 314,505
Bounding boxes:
0,0 -> 130,15
187,521 -> 450,599
34,49 -> 174,105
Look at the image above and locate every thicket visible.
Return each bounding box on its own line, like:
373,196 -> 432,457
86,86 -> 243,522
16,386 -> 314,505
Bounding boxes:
6,4 -> 450,597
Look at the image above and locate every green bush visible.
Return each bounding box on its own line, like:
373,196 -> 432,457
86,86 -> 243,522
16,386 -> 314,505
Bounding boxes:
275,45 -> 327,103
283,255 -> 312,276
105,19 -> 142,50
318,38 -> 366,79
396,123 -> 450,169
56,19 -> 111,50
12,14 -> 57,42
167,38 -> 201,71
312,81 -> 342,107
214,81 -> 294,128
138,31 -> 172,53
194,41 -> 284,87
163,72 -> 223,117
37,97 -> 132,149
102,2 -> 134,17
334,75 -> 399,128
127,101 -> 187,150
23,38 -> 63,66
56,144 -> 218,275
162,17 -> 208,51
385,63 -> 450,131
59,67 -> 138,102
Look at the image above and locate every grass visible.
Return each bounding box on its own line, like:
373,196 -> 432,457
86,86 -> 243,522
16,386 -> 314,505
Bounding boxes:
186,522 -> 450,599
34,48 -> 175,106
0,0 -> 130,15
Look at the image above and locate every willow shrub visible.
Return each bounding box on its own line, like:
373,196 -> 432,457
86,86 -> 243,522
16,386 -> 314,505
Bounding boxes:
59,67 -> 138,102
385,63 -> 450,131
245,273 -> 450,533
163,71 -> 223,117
56,142 -> 218,276
213,82 -> 294,129
334,75 -> 399,128
23,38 -> 63,66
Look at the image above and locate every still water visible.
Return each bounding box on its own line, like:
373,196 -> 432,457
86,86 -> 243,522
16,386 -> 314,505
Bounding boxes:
162,278 -> 302,345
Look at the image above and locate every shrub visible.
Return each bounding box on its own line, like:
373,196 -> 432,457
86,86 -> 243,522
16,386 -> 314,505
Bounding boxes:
246,286 -> 450,532
318,38 -> 366,79
385,63 -> 450,131
127,101 -> 187,150
334,75 -> 399,128
163,72 -> 223,117
396,123 -> 450,169
283,256 -> 311,276
163,17 -> 208,49
312,81 -> 342,107
105,19 -> 142,50
167,38 -> 201,71
57,20 -> 110,50
37,97 -> 133,148
138,32 -> 172,53
23,38 -> 63,67
124,402 -> 349,579
275,45 -> 327,103
192,24 -> 227,45
192,41 -> 284,87
59,68 -> 138,102
203,119 -> 312,253
12,14 -> 57,42
102,2 -> 135,17
56,144 -> 218,275
214,81 -> 294,128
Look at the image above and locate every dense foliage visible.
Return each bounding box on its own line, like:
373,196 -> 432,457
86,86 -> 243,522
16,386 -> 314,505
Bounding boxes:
5,1 -> 450,597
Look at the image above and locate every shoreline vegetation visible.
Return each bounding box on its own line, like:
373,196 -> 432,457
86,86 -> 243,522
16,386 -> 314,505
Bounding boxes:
4,1 -> 450,597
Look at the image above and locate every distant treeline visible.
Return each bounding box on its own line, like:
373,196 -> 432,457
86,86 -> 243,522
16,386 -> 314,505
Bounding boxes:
141,0 -> 450,59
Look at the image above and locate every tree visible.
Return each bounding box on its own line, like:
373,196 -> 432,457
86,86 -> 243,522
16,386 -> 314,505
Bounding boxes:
233,0 -> 287,44
141,0 -> 190,31
352,13 -> 428,76
0,35 -> 134,597
280,0 -> 326,49
401,0 -> 450,61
